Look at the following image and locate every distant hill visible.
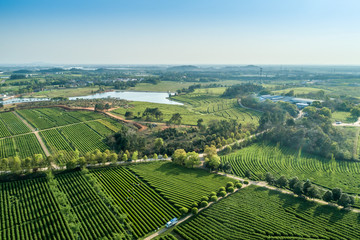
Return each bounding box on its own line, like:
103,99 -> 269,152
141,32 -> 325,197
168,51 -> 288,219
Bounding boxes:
167,65 -> 199,71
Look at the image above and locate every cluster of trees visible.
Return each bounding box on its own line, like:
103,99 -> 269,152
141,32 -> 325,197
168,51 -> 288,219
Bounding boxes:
183,181 -> 243,216
107,127 -> 146,153
222,83 -> 264,98
264,173 -> 355,208
175,83 -> 223,94
167,113 -> 182,125
265,105 -> 352,160
350,106 -> 360,119
171,149 -> 200,168
94,103 -> 111,111
155,119 -> 256,155
142,107 -> 163,121
0,154 -> 51,173
203,145 -> 221,170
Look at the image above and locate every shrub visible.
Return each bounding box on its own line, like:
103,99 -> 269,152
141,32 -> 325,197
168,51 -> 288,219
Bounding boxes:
210,195 -> 218,202
210,191 -> 217,197
244,180 -> 249,184
227,186 -> 234,193
191,202 -> 198,208
200,201 -> 208,208
191,207 -> 198,214
180,207 -> 188,215
201,196 -> 209,201
218,191 -> 227,197
236,183 -> 242,189
226,182 -> 234,188
218,187 -> 226,192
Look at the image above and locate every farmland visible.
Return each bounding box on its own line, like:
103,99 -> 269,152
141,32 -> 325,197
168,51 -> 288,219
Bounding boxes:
112,89 -> 262,126
175,185 -> 360,239
111,101 -> 224,125
221,143 -> 360,194
172,89 -> 262,125
16,108 -> 105,130
91,166 -> 180,238
128,162 -> 233,209
40,119 -> 122,162
0,134 -> 45,159
0,108 -> 123,162
56,171 -> 129,240
0,178 -> 74,239
0,112 -> 30,137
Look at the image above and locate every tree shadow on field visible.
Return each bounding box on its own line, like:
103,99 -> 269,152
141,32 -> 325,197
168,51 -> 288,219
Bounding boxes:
153,162 -> 211,178
313,204 -> 348,223
295,198 -> 315,213
254,186 -> 297,208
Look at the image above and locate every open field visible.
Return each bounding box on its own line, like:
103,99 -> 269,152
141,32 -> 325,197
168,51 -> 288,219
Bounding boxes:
129,80 -> 243,92
174,185 -> 360,239
128,162 -> 234,209
332,111 -> 357,123
221,143 -> 360,194
272,87 -> 331,95
91,167 -> 180,238
111,101 -> 226,126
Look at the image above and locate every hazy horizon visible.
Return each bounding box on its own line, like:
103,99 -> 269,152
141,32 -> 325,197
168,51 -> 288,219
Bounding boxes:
1,0 -> 360,65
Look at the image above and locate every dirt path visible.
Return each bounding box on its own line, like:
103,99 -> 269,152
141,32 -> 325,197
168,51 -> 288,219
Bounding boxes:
333,117 -> 360,127
13,111 -> 51,157
103,111 -> 148,131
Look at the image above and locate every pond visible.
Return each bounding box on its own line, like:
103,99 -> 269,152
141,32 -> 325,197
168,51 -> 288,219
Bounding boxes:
1,91 -> 183,105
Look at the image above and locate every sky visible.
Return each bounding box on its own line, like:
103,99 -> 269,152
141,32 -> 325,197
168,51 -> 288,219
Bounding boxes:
1,0 -> 360,65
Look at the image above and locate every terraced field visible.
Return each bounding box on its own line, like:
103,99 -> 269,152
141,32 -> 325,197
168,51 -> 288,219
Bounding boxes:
0,178 -> 74,239
128,162 -> 233,209
172,91 -> 262,124
175,185 -> 360,239
91,167 -> 180,238
221,143 -> 360,194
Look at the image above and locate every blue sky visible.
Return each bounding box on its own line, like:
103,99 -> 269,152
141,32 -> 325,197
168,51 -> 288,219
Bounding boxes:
1,0 -> 360,64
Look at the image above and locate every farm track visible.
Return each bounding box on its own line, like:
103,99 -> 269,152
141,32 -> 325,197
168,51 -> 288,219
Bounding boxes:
13,111 -> 51,157
333,117 -> 360,127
